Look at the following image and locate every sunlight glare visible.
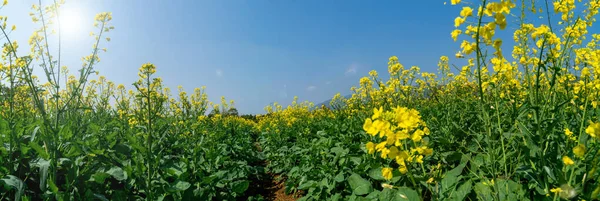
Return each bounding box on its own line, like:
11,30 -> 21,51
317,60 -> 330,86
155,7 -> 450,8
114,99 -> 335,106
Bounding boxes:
54,5 -> 85,40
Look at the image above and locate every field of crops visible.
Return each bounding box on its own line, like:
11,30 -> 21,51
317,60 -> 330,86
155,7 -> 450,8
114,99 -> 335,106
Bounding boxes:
1,0 -> 600,200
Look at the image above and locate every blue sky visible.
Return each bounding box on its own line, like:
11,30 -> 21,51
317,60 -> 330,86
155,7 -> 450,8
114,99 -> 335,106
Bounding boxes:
4,0 -> 497,114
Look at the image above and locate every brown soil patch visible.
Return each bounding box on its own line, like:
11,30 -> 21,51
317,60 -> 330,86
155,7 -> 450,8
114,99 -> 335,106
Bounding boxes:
266,174 -> 302,201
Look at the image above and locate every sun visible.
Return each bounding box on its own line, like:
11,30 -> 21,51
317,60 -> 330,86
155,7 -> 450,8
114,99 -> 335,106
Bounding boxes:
53,5 -> 86,39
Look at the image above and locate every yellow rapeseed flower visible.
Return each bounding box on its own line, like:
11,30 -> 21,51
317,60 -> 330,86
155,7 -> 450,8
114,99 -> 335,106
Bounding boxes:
363,118 -> 375,134
451,29 -> 461,41
426,177 -> 434,184
460,7 -> 473,17
562,156 -> 575,166
380,148 -> 390,159
382,167 -> 393,180
564,128 -> 573,137
372,106 -> 383,120
411,129 -> 424,142
366,142 -> 376,154
573,144 -> 586,158
585,122 -> 600,138
451,0 -> 461,5
454,17 -> 466,27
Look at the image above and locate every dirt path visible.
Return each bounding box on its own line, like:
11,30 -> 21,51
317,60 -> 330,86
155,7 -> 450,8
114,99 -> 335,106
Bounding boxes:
245,142 -> 301,201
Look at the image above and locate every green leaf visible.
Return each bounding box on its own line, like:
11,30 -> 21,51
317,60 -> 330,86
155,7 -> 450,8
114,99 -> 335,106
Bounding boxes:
166,165 -> 184,178
29,142 -> 49,160
379,188 -> 396,201
106,166 -> 127,181
334,172 -> 345,183
1,175 -> 24,201
30,126 -> 40,142
368,167 -> 385,181
297,180 -> 318,190
330,193 -> 342,201
331,147 -> 344,155
441,174 -> 461,194
543,166 -> 556,182
91,172 -> 111,184
31,158 -> 50,192
394,187 -> 420,201
495,179 -> 529,201
448,180 -> 472,201
93,194 -> 109,201
366,190 -> 380,199
231,180 -> 249,194
445,162 -> 466,178
113,144 -> 132,156
350,157 -> 362,165
171,180 -> 191,191
48,179 -> 59,194
474,182 -> 493,201
348,173 -> 373,196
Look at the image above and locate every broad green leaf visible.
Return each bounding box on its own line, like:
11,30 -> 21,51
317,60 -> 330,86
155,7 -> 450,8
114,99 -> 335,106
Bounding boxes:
1,175 -> 24,201
30,126 -> 40,142
113,144 -> 132,156
167,165 -> 184,178
334,172 -> 345,183
330,193 -> 342,201
368,167 -> 385,181
348,173 -> 373,196
474,182 -> 493,201
171,180 -> 191,191
543,166 -> 556,182
448,180 -> 472,201
106,166 -> 127,181
47,179 -> 59,199
379,188 -> 396,201
231,180 -> 249,193
446,162 -> 466,178
441,174 -> 461,194
495,179 -> 529,201
93,194 -> 109,201
350,157 -> 362,165
394,187 -> 420,201
29,142 -> 49,160
31,158 -> 50,192
91,172 -> 111,184
298,180 -> 318,190
366,190 -> 380,199
331,147 -> 344,155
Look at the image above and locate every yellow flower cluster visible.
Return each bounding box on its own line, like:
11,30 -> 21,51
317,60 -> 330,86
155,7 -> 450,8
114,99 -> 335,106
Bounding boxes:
363,106 -> 432,178
585,121 -> 600,138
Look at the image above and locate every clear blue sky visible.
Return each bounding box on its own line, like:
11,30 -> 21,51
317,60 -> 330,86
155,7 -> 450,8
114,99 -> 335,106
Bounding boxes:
4,0 -> 484,114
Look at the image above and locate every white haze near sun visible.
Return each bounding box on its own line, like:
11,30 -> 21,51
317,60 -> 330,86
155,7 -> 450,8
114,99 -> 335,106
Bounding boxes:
32,2 -> 101,86
53,4 -> 87,41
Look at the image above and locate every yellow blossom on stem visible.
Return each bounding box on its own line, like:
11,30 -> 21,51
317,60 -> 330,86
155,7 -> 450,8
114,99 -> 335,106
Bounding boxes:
562,156 -> 575,166
451,29 -> 461,41
565,128 -> 573,137
573,144 -> 586,158
454,17 -> 466,27
366,142 -> 375,154
460,7 -> 473,17
382,167 -> 393,180
585,122 -> 600,138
